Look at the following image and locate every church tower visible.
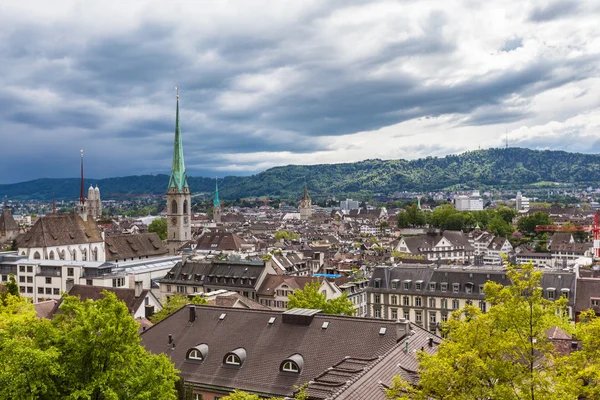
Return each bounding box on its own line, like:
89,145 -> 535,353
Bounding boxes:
213,178 -> 222,224
299,184 -> 312,220
166,89 -> 192,254
75,150 -> 88,221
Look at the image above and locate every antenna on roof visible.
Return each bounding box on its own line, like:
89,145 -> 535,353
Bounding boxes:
505,129 -> 509,149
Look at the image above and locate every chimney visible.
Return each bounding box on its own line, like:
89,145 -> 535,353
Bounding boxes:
128,274 -> 136,289
189,305 -> 196,323
168,334 -> 173,344
428,337 -> 434,347
396,318 -> 411,341
134,281 -> 143,298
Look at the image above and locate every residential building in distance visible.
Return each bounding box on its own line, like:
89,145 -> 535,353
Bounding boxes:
340,198 -> 360,211
454,190 -> 484,211
141,305 -> 439,399
367,265 -> 576,334
394,231 -> 474,262
0,200 -> 20,244
516,191 -> 530,212
157,259 -> 277,301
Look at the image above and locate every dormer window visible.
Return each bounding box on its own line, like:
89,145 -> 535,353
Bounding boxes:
186,344 -> 208,361
280,354 -> 304,374
223,348 -> 246,367
374,279 -> 381,288
225,354 -> 241,365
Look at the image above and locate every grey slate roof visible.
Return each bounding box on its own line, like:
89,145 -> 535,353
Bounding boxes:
159,259 -> 266,290
0,208 -> 19,233
140,306 -> 405,398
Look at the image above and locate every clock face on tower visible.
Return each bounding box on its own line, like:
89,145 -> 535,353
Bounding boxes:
171,217 -> 177,225
184,217 -> 188,223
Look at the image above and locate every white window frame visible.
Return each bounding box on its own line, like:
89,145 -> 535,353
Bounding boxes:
225,354 -> 241,366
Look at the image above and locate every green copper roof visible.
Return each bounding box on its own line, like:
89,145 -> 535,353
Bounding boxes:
168,96 -> 189,192
214,178 -> 221,207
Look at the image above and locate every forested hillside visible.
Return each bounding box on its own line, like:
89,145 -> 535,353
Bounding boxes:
2,148 -> 599,200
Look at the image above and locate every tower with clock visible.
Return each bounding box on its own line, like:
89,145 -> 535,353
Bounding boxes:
166,88 -> 192,254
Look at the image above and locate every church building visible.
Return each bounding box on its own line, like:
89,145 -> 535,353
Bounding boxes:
0,199 -> 20,244
299,184 -> 312,220
74,150 -> 102,221
213,178 -> 221,224
166,91 -> 192,254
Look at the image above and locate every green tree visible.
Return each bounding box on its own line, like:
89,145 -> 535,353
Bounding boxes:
287,281 -> 354,316
496,205 -> 517,224
517,212 -> 551,235
222,385 -> 307,400
148,218 -> 168,240
4,274 -> 18,298
487,214 -> 514,237
151,293 -> 207,323
0,291 -> 180,400
405,204 -> 427,227
397,211 -> 410,228
274,230 -> 300,241
386,263 -> 575,400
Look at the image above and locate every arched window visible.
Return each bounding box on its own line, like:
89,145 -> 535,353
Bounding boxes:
72,250 -> 77,261
60,250 -> 65,260
223,348 -> 246,366
49,251 -> 55,260
171,200 -> 178,214
183,200 -> 188,214
225,354 -> 241,365
92,248 -> 98,261
82,249 -> 87,261
33,251 -> 41,260
186,344 -> 208,361
280,354 -> 303,373
282,361 -> 299,372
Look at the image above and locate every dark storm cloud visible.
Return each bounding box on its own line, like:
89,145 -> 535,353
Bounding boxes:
0,0 -> 599,184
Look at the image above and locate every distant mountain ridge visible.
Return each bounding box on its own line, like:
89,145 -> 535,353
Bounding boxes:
2,148 -> 599,201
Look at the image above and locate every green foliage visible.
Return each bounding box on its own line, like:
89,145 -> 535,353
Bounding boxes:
221,384 -> 308,400
517,211 -> 552,235
0,291 -> 179,400
4,274 -> 19,298
397,204 -> 427,228
8,148 -> 600,201
274,230 -> 300,241
287,281 -> 354,316
151,293 -> 207,323
386,263 -> 578,400
487,214 -> 514,237
148,218 -> 168,240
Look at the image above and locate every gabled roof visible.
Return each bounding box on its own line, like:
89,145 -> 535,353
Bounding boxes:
50,285 -> 149,317
0,207 -> 19,233
17,214 -> 103,248
141,306 -> 403,397
104,232 -> 168,261
195,231 -> 248,251
257,274 -> 317,296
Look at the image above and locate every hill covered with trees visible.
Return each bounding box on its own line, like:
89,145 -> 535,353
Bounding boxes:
2,148 -> 600,200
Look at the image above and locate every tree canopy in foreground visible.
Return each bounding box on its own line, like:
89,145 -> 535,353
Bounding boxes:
386,263 -> 600,400
0,290 -> 179,400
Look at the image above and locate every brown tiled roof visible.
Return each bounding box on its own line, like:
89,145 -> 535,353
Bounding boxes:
195,232 -> 248,251
256,274 -> 318,296
212,292 -> 270,310
104,232 -> 168,261
0,208 -> 19,233
140,306 -> 402,397
34,300 -> 58,319
16,214 -> 103,248
51,285 -> 148,316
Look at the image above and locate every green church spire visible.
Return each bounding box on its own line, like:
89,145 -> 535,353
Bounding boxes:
214,177 -> 221,207
168,88 -> 189,192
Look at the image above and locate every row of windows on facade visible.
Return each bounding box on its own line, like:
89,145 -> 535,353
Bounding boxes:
373,296 -> 488,312
168,273 -> 255,286
29,248 -> 100,261
185,345 -> 302,373
374,308 -> 449,325
14,266 -> 76,277
375,279 -> 483,293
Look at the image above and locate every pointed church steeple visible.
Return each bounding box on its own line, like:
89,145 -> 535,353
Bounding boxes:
168,89 -> 189,193
79,150 -> 85,205
214,177 -> 221,207
302,183 -> 310,201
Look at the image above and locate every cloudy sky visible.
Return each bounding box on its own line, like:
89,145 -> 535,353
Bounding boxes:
0,0 -> 599,184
